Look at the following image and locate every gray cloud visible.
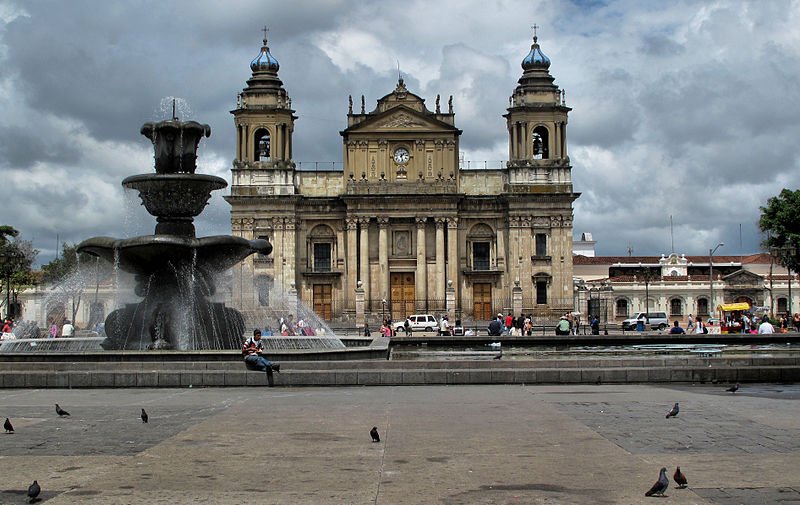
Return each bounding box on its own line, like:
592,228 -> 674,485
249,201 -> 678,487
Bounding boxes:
1,0 -> 798,266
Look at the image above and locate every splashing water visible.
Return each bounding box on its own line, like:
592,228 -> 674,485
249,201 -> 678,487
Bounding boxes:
155,96 -> 193,120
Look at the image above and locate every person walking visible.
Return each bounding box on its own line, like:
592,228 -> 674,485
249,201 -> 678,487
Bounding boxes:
687,314 -> 694,332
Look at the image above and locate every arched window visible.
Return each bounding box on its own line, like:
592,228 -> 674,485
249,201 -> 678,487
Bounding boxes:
467,223 -> 494,271
697,298 -> 709,316
616,299 -> 628,318
532,126 -> 549,159
308,224 -> 335,273
254,128 -> 271,161
670,298 -> 683,316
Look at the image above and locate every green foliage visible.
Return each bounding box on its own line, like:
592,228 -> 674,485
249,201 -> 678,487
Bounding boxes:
759,188 -> 800,272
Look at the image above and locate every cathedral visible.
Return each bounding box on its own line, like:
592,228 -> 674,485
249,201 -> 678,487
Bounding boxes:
226,33 -> 578,324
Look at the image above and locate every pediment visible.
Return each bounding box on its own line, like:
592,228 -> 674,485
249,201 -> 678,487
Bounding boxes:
343,105 -> 459,134
723,269 -> 763,285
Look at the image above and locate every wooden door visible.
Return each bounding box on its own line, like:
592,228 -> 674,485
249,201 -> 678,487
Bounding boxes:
473,283 -> 493,320
390,272 -> 415,321
313,284 -> 333,321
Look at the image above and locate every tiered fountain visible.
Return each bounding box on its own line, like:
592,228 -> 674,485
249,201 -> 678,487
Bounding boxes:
77,109 -> 270,350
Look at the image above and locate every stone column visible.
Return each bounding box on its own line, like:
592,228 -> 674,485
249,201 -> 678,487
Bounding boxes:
416,216 -> 428,311
496,219 -> 506,271
355,280 -> 365,330
512,279 -> 523,316
359,218 -> 370,309
345,218 -> 358,311
520,216 -> 532,293
272,217 -> 284,292
509,216 -> 522,292
445,279 -> 456,322
284,217 -> 296,294
378,216 -> 390,304
435,218 -> 446,304
446,217 -> 459,307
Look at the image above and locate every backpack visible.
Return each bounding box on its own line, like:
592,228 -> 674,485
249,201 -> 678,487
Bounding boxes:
702,323 -> 708,334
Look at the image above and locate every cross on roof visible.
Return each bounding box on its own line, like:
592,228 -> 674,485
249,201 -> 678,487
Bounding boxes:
262,26 -> 269,44
532,24 -> 539,41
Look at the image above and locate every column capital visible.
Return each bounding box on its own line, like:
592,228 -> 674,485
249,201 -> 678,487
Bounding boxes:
272,217 -> 284,230
446,217 -> 459,229
284,217 -> 296,231
415,216 -> 427,227
358,217 -> 371,225
346,218 -> 358,230
435,217 -> 447,229
377,216 -> 390,228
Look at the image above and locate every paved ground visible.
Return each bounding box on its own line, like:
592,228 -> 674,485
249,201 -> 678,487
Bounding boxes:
1,384 -> 799,504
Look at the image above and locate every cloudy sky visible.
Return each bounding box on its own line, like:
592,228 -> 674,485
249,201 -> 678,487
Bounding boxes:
1,0 -> 799,266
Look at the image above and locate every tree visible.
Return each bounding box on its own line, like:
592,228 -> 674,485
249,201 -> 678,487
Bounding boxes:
759,188 -> 800,272
0,226 -> 38,318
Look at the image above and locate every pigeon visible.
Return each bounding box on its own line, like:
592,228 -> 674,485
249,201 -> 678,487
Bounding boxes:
370,426 -> 380,443
55,404 -> 70,417
665,402 -> 679,418
645,467 -> 669,497
673,466 -> 688,488
4,417 -> 13,433
27,479 -> 40,503
141,408 -> 149,424
726,383 -> 739,393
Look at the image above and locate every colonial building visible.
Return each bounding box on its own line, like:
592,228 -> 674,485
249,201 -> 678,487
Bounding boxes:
573,252 -> 798,325
226,33 -> 578,324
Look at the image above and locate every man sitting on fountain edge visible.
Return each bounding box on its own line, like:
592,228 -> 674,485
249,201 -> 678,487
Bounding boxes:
242,329 -> 280,375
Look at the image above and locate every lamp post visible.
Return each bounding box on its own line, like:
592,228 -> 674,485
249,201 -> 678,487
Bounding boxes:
709,242 -> 724,318
381,298 -> 387,324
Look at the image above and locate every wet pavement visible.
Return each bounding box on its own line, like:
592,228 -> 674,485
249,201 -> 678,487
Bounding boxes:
1,384 -> 799,504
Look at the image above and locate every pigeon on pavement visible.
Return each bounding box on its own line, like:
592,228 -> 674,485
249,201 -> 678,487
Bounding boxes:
673,466 -> 688,488
645,467 -> 669,497
370,426 -> 380,443
665,402 -> 679,418
726,383 -> 739,393
27,480 -> 40,503
141,408 -> 149,423
4,417 -> 13,433
55,404 -> 70,417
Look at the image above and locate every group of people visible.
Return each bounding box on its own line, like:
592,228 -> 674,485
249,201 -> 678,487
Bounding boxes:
489,313 -> 541,336
671,314 -> 780,334
554,313 -> 601,336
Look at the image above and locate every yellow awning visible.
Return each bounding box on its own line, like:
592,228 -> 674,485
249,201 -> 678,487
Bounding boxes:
718,302 -> 750,312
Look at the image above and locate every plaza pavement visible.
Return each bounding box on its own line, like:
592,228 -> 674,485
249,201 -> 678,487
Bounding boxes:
1,384 -> 799,504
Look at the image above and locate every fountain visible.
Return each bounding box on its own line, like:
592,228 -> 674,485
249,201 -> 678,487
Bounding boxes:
77,107 -> 271,350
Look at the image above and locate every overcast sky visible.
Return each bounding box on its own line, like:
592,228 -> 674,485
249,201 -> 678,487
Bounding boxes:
2,0 -> 799,266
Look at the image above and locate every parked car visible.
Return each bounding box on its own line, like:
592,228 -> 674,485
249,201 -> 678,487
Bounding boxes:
392,314 -> 438,333
622,312 -> 669,330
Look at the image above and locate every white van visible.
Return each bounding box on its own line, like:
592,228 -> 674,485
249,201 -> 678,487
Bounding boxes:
622,312 -> 669,331
392,314 -> 438,333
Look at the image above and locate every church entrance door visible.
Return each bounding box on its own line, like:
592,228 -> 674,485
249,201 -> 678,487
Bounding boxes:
390,272 -> 415,321
313,284 -> 333,321
473,283 -> 493,320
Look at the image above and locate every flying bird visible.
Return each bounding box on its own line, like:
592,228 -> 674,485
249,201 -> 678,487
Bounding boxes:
673,466 -> 688,488
665,402 -> 679,418
726,383 -> 739,393
55,404 -> 70,417
27,480 -> 41,503
370,426 -> 380,443
4,417 -> 13,433
645,467 -> 669,497
141,408 -> 149,423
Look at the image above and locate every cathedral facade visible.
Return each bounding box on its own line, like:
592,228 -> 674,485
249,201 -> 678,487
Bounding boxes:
226,34 -> 578,324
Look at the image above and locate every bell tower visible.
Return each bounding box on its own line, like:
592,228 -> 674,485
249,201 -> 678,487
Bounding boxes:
504,28 -> 570,166
231,29 -> 297,179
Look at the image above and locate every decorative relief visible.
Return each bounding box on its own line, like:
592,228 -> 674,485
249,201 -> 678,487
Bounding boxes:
393,230 -> 411,256
379,113 -> 425,129
415,139 -> 425,149
370,157 -> 376,179
533,216 -> 550,227
427,156 -> 433,177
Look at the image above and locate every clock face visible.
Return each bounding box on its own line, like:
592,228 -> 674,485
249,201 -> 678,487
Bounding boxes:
393,147 -> 410,164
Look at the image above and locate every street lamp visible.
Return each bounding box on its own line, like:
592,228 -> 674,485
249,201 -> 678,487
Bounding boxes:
381,298 -> 387,324
709,242 -> 724,318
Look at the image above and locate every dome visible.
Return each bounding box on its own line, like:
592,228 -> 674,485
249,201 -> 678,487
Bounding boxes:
250,37 -> 280,72
521,36 -> 550,70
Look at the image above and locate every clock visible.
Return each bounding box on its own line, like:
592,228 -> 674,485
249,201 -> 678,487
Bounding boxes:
393,147 -> 410,164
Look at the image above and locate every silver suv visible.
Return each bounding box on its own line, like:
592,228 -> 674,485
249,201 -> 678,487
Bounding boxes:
622,312 -> 669,330
392,314 -> 438,333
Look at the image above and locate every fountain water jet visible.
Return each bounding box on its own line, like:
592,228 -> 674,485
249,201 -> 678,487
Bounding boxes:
78,111 -> 270,350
